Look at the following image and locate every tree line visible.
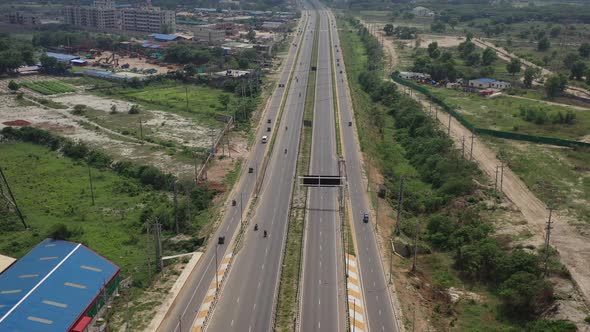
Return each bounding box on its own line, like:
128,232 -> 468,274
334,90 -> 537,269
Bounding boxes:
348,18 -> 575,330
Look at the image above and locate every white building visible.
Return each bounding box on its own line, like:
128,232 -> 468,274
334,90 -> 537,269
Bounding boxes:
468,78 -> 511,90
191,25 -> 225,44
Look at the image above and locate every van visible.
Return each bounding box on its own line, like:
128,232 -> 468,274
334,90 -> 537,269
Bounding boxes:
262,135 -> 268,144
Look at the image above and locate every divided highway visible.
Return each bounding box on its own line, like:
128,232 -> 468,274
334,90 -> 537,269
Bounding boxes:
329,10 -> 400,332
205,9 -> 317,332
299,8 -> 346,332
155,11 -> 310,332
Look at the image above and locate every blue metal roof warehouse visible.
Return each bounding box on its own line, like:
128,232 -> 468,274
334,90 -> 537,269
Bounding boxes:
0,238 -> 120,332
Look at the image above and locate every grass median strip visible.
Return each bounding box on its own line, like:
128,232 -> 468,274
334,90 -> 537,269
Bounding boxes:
275,15 -> 320,332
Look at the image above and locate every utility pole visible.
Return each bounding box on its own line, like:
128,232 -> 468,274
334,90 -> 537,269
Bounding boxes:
154,219 -> 163,272
145,223 -> 152,282
395,175 -> 404,235
389,241 -> 393,284
447,113 -> 452,135
461,136 -> 465,159
470,135 -> 475,160
240,192 -> 243,227
411,219 -> 419,272
495,166 -> 500,193
185,86 -> 189,112
543,208 -> 554,277
0,166 -> 27,228
88,164 -> 95,206
139,119 -> 144,141
500,162 -> 505,191
173,181 -> 179,234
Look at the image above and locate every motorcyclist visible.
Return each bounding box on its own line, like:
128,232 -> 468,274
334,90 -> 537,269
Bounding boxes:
263,230 -> 268,238
254,224 -> 258,231
284,148 -> 287,154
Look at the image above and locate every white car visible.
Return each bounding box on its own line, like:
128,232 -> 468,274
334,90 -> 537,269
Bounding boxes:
262,135 -> 268,144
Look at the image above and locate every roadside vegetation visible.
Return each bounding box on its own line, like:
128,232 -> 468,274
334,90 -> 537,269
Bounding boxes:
338,15 -> 577,331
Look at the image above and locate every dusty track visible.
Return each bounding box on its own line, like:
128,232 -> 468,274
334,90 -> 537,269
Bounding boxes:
363,22 -> 590,307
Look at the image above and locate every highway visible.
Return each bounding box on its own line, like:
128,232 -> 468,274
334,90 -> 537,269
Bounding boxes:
299,8 -> 346,332
155,11 -> 310,332
329,9 -> 399,332
205,9 -> 317,332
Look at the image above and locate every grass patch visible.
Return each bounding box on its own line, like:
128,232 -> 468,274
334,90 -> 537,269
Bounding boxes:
275,15 -> 317,332
63,76 -> 117,89
423,86 -> 590,141
0,142 -> 162,286
22,80 -> 77,95
97,83 -> 232,127
484,137 -> 590,223
29,96 -> 68,109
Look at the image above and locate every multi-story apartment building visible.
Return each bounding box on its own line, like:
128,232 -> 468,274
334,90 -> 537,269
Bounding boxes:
62,0 -> 175,34
7,12 -> 40,25
62,0 -> 117,30
120,6 -> 175,34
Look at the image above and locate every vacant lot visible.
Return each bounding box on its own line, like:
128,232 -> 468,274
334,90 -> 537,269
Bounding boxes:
52,93 -> 217,150
21,80 -> 77,95
0,142 -> 157,285
484,138 -> 590,225
424,86 -> 590,141
99,83 -> 232,127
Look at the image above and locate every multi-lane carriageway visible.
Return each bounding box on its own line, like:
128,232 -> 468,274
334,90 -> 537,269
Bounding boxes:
157,2 -> 400,332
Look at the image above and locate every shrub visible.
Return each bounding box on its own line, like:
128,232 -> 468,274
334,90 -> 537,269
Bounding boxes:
128,104 -> 141,114
499,272 -> 553,317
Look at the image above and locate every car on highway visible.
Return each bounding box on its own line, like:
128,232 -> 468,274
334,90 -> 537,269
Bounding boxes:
262,135 -> 268,144
363,212 -> 369,223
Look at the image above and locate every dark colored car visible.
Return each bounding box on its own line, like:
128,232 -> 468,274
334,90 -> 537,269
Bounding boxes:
363,213 -> 369,223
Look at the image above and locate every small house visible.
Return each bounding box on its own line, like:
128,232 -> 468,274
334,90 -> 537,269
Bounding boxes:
468,78 -> 511,90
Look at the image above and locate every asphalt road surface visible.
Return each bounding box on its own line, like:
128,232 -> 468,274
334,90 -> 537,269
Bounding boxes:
155,12 -> 310,332
205,10 -> 317,332
299,8 -> 346,332
329,10 -> 399,332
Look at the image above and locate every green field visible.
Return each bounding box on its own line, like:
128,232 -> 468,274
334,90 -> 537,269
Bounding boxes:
22,80 -> 77,95
484,138 -> 590,223
99,83 -> 232,127
0,142 -> 165,286
423,86 -> 590,141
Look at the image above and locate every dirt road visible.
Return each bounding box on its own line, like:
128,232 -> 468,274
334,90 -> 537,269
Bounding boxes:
361,21 -> 590,307
400,84 -> 590,306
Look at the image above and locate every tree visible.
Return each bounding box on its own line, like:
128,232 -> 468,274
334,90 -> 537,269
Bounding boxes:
0,49 -> 23,74
449,18 -> 459,30
499,272 -> 553,316
128,104 -> 141,114
246,29 -> 256,42
458,40 -> 476,58
523,67 -> 537,88
431,21 -> 446,33
7,80 -> 19,93
579,43 -> 590,58
427,42 -> 439,58
563,53 -> 580,69
218,94 -> 231,112
465,51 -> 481,66
506,58 -> 521,76
544,74 -> 568,99
383,23 -> 394,36
570,61 -> 587,80
549,26 -> 562,38
481,47 -> 498,66
537,37 -> 551,51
